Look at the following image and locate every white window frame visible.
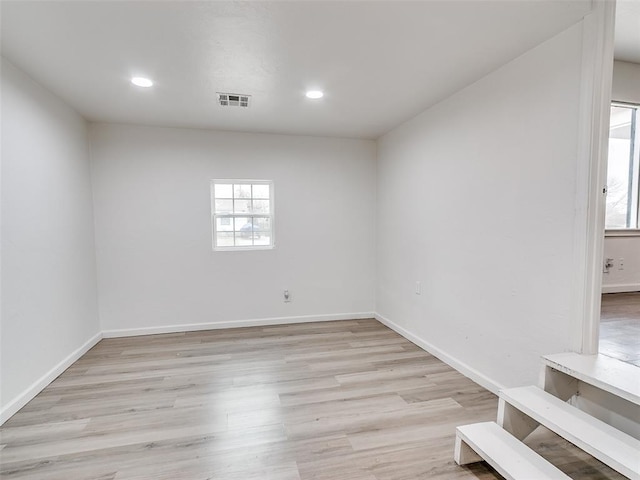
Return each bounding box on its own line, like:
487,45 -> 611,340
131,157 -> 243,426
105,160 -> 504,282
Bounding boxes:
211,179 -> 275,251
605,101 -> 640,236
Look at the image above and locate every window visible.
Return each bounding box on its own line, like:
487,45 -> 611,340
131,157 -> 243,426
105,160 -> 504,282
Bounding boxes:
211,180 -> 274,250
606,103 -> 640,230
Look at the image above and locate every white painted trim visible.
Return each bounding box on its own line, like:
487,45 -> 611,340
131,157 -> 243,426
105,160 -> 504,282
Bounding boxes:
602,284 -> 640,294
102,312 -> 375,338
0,332 -> 102,425
571,1 -> 616,355
374,312 -> 504,395
605,229 -> 640,238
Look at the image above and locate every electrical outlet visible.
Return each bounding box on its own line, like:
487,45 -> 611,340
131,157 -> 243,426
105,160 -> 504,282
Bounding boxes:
604,258 -> 614,273
415,281 -> 421,295
284,289 -> 291,303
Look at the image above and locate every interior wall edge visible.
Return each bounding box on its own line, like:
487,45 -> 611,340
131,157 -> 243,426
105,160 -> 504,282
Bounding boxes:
101,312 -> 375,338
0,331 -> 103,426
571,0 -> 615,354
374,313 -> 505,395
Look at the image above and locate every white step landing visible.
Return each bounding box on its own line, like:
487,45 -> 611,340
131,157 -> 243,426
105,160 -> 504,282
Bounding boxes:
543,352 -> 640,406
455,422 -> 571,480
499,385 -> 640,480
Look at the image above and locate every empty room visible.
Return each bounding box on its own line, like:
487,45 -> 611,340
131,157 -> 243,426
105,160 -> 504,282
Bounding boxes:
1,1 -> 638,479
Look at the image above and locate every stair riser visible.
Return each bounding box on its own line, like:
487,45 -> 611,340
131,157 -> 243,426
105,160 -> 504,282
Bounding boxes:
500,387 -> 640,480
454,422 -> 572,479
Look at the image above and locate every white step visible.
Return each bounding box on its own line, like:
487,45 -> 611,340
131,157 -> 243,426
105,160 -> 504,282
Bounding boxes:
455,422 -> 571,479
500,385 -> 640,480
543,353 -> 640,406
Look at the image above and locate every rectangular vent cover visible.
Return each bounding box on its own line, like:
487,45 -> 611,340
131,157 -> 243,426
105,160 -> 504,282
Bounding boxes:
217,93 -> 251,108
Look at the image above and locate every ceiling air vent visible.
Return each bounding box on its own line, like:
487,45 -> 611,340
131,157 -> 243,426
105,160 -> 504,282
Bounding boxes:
217,93 -> 251,108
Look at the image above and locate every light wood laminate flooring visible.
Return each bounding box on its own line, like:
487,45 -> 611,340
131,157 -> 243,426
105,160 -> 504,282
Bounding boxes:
0,320 -> 626,479
600,292 -> 640,366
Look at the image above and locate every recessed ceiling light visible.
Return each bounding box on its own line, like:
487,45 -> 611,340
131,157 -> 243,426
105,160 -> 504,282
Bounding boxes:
131,77 -> 153,88
306,90 -> 323,99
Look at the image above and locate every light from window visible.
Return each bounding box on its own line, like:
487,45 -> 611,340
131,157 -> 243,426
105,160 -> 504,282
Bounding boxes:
605,103 -> 639,229
211,180 -> 274,249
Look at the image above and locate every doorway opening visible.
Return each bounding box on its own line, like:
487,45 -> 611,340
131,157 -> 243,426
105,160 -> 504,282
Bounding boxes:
600,101 -> 640,366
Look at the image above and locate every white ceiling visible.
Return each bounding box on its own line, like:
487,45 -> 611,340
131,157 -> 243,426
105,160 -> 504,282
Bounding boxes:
0,0 -> 620,139
615,0 -> 640,64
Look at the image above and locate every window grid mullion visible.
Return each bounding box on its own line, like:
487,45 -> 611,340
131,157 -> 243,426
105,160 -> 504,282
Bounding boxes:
633,107 -> 640,229
626,108 -> 637,228
232,183 -> 236,216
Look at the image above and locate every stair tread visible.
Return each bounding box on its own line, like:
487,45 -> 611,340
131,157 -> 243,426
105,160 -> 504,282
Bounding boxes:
456,422 -> 571,479
543,353 -> 640,406
500,385 -> 640,480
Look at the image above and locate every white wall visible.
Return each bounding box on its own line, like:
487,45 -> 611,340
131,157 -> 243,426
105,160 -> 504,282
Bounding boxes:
612,60 -> 640,104
602,60 -> 640,293
1,58 -> 100,421
602,236 -> 640,293
376,23 -> 586,390
90,124 -> 376,334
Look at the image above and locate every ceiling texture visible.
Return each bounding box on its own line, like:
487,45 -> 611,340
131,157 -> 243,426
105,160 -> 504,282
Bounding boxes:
1,0 -> 634,139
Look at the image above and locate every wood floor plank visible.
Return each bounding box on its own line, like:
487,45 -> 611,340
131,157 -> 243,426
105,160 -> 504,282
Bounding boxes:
600,292 -> 640,366
0,319 -> 625,479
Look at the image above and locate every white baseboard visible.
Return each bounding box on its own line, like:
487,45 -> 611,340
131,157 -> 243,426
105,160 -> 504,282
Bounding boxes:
1,332 -> 102,425
102,312 -> 375,338
602,283 -> 640,294
374,312 -> 504,395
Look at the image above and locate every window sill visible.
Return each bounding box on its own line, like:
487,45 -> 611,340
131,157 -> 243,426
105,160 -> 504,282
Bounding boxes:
213,245 -> 275,252
605,229 -> 640,238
